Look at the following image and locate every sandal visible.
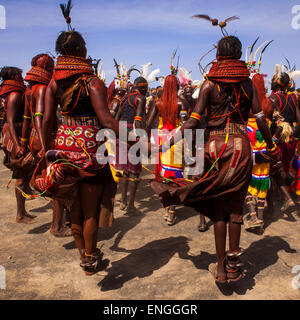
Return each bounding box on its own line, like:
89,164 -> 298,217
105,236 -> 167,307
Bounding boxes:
80,249 -> 108,276
198,223 -> 207,232
208,262 -> 227,284
225,252 -> 244,282
167,209 -> 177,226
281,199 -> 296,212
164,207 -> 170,221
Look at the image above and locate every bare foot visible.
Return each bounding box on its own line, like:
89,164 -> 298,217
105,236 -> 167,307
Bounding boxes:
16,216 -> 37,224
50,225 -> 73,237
24,212 -> 37,219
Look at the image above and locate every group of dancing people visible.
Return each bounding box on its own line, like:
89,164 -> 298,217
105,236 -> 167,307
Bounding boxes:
1,2 -> 300,284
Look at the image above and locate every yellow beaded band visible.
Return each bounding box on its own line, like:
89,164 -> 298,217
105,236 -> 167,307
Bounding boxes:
23,115 -> 31,120
35,113 -> 44,117
266,145 -> 276,153
190,112 -> 201,121
134,116 -> 143,122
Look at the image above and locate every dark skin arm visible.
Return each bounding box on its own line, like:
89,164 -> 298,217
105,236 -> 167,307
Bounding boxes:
42,79 -> 58,153
134,95 -> 146,129
20,91 -> 31,154
251,82 -> 274,149
110,99 -> 120,119
178,96 -> 189,124
6,92 -> 23,157
88,77 -> 120,135
145,101 -> 158,134
34,85 -> 47,156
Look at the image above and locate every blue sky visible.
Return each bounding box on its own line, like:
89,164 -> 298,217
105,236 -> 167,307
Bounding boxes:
1,0 -> 300,88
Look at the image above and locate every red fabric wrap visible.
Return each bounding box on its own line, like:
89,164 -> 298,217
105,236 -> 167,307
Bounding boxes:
207,58 -> 250,83
25,66 -> 52,85
53,56 -> 95,81
0,80 -> 26,97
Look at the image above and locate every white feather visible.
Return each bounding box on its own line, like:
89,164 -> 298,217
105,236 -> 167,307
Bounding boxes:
289,71 -> 300,82
275,63 -> 284,79
141,62 -> 152,78
245,46 -> 250,63
97,62 -> 103,78
253,41 -> 269,63
192,87 -> 200,99
179,67 -> 192,82
147,69 -> 160,83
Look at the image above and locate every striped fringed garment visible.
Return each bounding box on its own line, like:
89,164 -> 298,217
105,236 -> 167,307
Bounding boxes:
287,141 -> 300,196
247,118 -> 271,199
155,117 -> 184,180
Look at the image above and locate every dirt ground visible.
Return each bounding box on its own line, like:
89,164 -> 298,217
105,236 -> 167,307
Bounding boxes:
0,151 -> 300,300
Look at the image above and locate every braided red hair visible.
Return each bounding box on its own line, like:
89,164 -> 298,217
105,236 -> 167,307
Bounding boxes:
158,74 -> 179,127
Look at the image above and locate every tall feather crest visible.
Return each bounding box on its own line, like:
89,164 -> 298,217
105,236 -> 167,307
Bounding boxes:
60,0 -> 73,30
274,64 -> 284,79
253,41 -> 269,63
249,36 -> 259,62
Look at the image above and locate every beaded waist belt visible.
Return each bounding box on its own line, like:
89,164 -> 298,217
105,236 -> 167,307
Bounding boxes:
61,116 -> 100,127
209,123 -> 247,136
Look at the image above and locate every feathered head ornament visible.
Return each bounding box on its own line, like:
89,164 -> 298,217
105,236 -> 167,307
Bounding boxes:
191,14 -> 239,37
245,38 -> 273,76
170,50 -> 180,76
283,57 -> 300,90
60,0 -> 74,31
126,62 -> 160,84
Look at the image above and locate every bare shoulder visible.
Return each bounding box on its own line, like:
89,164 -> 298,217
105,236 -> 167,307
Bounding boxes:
47,78 -> 58,95
136,94 -> 146,103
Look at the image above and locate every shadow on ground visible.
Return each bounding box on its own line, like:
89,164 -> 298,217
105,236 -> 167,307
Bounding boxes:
98,236 -> 191,291
29,202 -> 52,213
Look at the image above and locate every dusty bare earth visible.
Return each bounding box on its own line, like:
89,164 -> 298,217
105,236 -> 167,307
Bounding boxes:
0,151 -> 300,300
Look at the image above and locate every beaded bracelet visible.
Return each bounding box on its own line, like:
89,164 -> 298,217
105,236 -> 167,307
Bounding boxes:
35,112 -> 44,117
266,145 -> 277,153
190,112 -> 201,121
134,116 -> 143,122
23,115 -> 31,120
254,111 -> 265,120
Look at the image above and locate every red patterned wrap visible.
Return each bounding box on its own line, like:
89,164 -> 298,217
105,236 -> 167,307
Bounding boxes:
0,80 -> 26,97
53,56 -> 95,81
207,58 -> 250,83
25,66 -> 52,85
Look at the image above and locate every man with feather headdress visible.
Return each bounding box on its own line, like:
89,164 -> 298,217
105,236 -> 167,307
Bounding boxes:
113,76 -> 148,216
